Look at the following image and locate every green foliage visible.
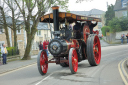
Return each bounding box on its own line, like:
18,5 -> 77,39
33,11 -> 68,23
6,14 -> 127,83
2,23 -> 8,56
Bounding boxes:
119,17 -> 128,31
101,26 -> 111,36
105,4 -> 115,25
108,17 -> 121,32
107,17 -> 128,32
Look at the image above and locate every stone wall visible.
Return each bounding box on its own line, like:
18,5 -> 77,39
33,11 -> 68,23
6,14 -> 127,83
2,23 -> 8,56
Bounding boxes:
106,32 -> 116,44
0,33 -> 7,46
105,31 -> 128,44
31,50 -> 39,55
116,31 -> 128,39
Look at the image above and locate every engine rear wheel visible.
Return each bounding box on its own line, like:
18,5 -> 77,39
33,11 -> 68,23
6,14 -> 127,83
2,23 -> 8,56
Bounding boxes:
69,48 -> 78,74
87,34 -> 101,66
37,50 -> 48,75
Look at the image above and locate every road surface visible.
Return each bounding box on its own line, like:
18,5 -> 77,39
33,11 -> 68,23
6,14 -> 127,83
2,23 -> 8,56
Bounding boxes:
0,44 -> 128,85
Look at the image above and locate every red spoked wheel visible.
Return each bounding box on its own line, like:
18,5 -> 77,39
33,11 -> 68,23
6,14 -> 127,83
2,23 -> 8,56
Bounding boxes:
83,25 -> 90,43
37,50 -> 48,75
87,34 -> 101,66
69,48 -> 78,74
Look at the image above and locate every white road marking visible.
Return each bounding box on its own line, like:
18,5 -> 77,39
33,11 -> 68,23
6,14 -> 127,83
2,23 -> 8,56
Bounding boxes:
35,72 -> 54,85
35,69 -> 65,85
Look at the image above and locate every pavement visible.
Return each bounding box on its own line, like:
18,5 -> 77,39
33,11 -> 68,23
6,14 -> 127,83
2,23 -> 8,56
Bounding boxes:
0,40 -> 128,75
0,55 -> 37,74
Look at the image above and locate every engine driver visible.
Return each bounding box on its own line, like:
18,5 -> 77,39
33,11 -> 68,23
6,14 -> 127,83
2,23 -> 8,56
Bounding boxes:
87,21 -> 98,34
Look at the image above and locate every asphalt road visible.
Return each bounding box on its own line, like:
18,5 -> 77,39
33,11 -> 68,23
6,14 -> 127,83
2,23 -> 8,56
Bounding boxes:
0,44 -> 128,85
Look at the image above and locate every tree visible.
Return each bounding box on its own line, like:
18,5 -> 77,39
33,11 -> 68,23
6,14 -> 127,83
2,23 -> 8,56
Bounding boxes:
14,0 -> 69,60
3,0 -> 23,48
105,4 -> 115,25
108,17 -> 121,32
119,17 -> 128,31
0,3 -> 11,47
76,0 -> 93,3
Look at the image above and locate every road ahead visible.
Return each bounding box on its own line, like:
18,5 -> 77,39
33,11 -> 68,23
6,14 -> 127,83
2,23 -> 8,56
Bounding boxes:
0,45 -> 128,85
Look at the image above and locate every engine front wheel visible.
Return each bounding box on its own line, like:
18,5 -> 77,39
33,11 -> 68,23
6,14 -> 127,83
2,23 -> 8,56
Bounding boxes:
69,48 -> 78,74
87,34 -> 101,66
37,50 -> 48,75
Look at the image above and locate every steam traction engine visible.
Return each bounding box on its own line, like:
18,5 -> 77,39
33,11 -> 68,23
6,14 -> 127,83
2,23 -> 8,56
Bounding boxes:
37,6 -> 101,75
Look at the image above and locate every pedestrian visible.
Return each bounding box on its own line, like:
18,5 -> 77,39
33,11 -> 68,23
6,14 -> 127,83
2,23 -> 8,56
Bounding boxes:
39,41 -> 43,50
121,34 -> 124,44
126,33 -> 128,44
1,44 -> 8,65
87,21 -> 98,34
43,40 -> 49,57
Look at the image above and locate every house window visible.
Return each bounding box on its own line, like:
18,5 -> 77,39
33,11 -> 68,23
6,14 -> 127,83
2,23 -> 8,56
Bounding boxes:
17,26 -> 21,34
44,34 -> 47,39
122,0 -> 127,8
0,29 -> 3,34
98,22 -> 102,29
122,11 -> 127,17
37,30 -> 41,36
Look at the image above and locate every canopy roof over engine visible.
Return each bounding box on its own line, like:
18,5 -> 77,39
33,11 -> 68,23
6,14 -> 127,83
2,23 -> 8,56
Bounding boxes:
40,12 -> 101,23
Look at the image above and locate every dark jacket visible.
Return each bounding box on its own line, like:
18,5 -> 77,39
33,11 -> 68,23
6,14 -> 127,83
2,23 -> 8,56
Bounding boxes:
39,44 -> 43,50
88,22 -> 97,34
126,35 -> 128,39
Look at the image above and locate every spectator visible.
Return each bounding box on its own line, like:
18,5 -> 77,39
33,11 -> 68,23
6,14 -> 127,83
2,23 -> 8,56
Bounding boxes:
121,34 -> 125,44
39,41 -> 43,50
43,40 -> 49,57
1,44 -> 8,65
87,21 -> 97,34
126,33 -> 128,44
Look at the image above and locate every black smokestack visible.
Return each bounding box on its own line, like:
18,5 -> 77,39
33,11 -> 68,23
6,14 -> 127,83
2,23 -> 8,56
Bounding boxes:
52,6 -> 59,31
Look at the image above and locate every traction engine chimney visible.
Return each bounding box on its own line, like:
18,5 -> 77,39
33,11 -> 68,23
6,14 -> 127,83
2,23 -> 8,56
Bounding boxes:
52,6 -> 59,31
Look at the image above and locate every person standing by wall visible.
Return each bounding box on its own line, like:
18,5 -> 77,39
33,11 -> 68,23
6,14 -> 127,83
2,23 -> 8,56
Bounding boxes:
43,40 -> 49,57
87,21 -> 98,34
1,44 -> 8,65
39,41 -> 43,50
121,34 -> 125,44
126,33 -> 128,44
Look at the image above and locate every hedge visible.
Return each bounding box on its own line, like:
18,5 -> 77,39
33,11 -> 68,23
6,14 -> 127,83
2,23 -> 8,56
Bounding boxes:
101,26 -> 111,36
0,47 -> 19,57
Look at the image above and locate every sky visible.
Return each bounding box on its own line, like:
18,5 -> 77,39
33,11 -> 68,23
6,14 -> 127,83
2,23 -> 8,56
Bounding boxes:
68,0 -> 116,11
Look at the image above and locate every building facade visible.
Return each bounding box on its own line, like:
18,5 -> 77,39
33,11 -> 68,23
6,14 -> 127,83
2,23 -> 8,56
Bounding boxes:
0,21 -> 51,56
114,0 -> 128,18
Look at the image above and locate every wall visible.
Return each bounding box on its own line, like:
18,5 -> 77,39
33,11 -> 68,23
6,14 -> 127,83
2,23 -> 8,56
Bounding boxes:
116,31 -> 128,39
0,32 -> 7,46
105,31 -> 128,44
106,32 -> 116,44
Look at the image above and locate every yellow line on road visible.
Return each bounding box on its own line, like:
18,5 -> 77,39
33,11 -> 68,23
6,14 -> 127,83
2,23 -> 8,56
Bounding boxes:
0,62 -> 37,77
118,59 -> 128,85
122,58 -> 128,79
